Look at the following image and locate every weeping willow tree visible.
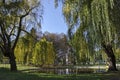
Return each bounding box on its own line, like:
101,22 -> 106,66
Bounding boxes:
0,0 -> 42,71
15,28 -> 37,65
72,27 -> 89,64
32,38 -> 55,66
56,0 -> 120,71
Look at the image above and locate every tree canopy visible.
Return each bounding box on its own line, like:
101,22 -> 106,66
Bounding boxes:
0,0 -> 42,71
55,0 -> 120,71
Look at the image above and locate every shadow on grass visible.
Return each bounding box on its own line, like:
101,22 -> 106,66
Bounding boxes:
0,67 -> 120,80
0,67 -> 64,80
0,67 -> 86,80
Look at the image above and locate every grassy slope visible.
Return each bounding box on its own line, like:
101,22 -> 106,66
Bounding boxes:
0,64 -> 120,80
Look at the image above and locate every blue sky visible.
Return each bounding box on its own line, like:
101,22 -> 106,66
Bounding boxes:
41,0 -> 68,34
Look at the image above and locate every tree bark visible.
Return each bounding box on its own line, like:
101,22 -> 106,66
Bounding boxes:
9,50 -> 17,71
102,43 -> 118,71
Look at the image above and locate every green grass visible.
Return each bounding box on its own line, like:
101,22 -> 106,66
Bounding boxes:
0,64 -> 120,80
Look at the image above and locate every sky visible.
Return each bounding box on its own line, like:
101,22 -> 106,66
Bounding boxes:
41,0 -> 68,34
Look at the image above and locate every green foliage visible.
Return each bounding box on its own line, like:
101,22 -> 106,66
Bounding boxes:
115,48 -> 120,62
72,28 -> 89,64
15,38 -> 25,64
32,38 -> 55,66
0,0 -> 42,71
61,0 -> 117,45
56,0 -> 120,65
0,0 -> 42,52
15,36 -> 55,66
15,28 -> 37,64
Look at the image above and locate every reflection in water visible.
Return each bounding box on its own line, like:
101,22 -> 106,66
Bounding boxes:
36,67 -> 108,75
66,68 -> 69,74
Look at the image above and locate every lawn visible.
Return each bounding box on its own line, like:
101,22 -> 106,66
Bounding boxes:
0,64 -> 120,80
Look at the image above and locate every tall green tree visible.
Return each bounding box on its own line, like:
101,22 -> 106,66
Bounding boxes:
15,29 -> 37,65
32,38 -> 55,66
23,28 -> 38,65
15,37 -> 25,64
0,0 -> 42,71
72,28 -> 89,64
56,0 -> 120,71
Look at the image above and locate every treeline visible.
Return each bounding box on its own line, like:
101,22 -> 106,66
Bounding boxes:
1,28 -> 120,67
1,29 -> 120,67
13,28 -> 69,67
0,28 -> 70,67
15,37 -> 55,66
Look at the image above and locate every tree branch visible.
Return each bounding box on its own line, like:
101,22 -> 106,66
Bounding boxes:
12,6 -> 37,50
21,29 -> 38,41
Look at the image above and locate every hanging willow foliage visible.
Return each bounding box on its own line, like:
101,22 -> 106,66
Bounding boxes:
55,0 -> 120,67
57,0 -> 120,46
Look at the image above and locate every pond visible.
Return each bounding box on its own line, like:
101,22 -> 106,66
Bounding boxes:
32,66 -> 108,74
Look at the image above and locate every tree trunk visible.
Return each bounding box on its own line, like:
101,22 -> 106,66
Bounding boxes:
9,50 -> 17,71
102,43 -> 118,71
107,53 -> 117,71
